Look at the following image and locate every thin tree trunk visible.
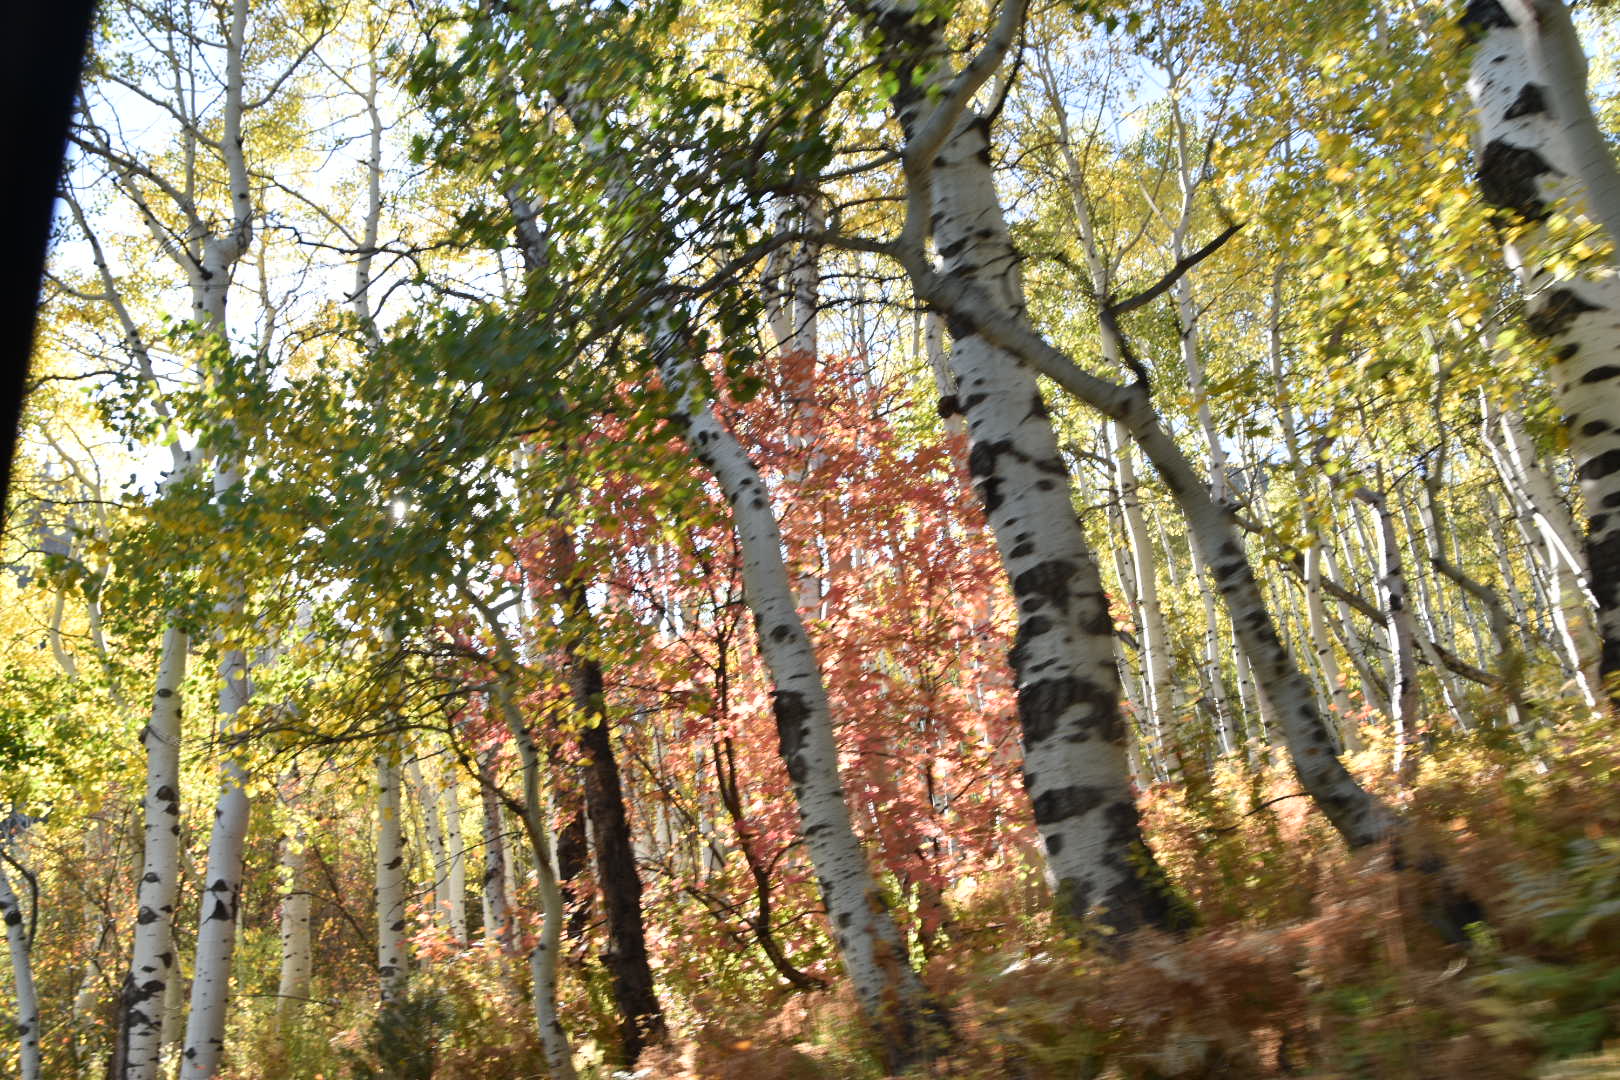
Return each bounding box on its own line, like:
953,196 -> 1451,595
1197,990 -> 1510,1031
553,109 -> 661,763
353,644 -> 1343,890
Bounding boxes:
477,744 -> 514,954
0,854 -> 40,1080
404,754 -> 452,935
1112,422 -> 1182,780
1357,487 -> 1423,780
545,85 -> 942,1066
376,746 -> 409,1003
440,756 -> 468,943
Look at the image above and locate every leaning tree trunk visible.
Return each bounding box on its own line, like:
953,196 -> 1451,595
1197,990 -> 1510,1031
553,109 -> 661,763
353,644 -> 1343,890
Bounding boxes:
1464,0 -> 1620,708
487,669 -> 577,1080
659,347 -> 941,1064
871,0 -> 1182,935
0,853 -> 40,1080
537,86 -> 940,1068
878,0 -> 1401,846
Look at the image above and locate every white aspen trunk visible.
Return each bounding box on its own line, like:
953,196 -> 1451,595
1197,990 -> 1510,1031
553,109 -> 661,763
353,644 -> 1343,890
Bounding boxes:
1305,542 -> 1359,750
1496,402 -> 1604,701
1111,422 -> 1181,779
550,87 -> 938,1059
477,747 -> 514,954
876,1 -> 1181,934
404,755 -> 451,934
178,464 -> 253,1080
1466,0 -> 1620,703
1404,496 -> 1473,732
275,827 -> 312,1026
485,672 -> 575,1080
178,0 -> 257,1067
376,747 -> 408,1003
0,855 -> 40,1080
1165,97 -> 1231,504
923,7 -> 1396,852
159,958 -> 184,1060
1486,404 -> 1592,687
1358,488 -> 1423,779
1186,540 -> 1239,756
440,757 -> 468,943
1485,485 -> 1535,644
1506,0 -> 1620,251
660,350 -> 936,1053
123,624 -> 186,1079
1323,517 -> 1393,717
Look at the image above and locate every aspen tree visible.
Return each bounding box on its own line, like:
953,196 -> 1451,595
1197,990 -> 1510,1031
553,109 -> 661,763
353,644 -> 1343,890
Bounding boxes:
1464,0 -> 1620,707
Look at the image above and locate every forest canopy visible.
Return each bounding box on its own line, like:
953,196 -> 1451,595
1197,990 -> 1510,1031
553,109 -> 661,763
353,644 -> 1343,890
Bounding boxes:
10,0 -> 1620,1076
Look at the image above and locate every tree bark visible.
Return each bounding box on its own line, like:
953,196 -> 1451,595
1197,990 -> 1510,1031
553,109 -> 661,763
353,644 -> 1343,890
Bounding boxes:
121,625 -> 186,1079
568,651 -> 666,1062
376,746 -> 409,1003
1465,0 -> 1620,708
869,0 -> 1183,933
0,853 -> 40,1080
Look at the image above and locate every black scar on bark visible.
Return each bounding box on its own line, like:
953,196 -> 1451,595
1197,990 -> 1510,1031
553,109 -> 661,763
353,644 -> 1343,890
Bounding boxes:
205,899 -> 231,922
1013,559 -> 1075,616
1459,0 -> 1513,36
3,907 -> 20,926
1583,420 -> 1611,437
1581,365 -> 1620,385
391,919 -> 406,932
936,394 -> 962,419
1588,529 -> 1620,613
1007,615 -> 1053,673
1032,784 -> 1105,825
769,624 -> 791,643
385,855 -> 404,871
156,688 -> 174,698
772,691 -> 812,785
1477,140 -> 1554,219
1017,676 -> 1119,744
1579,448 -> 1620,483
944,309 -> 977,340
1526,289 -> 1604,338
968,438 -> 1016,514
1504,83 -> 1547,120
